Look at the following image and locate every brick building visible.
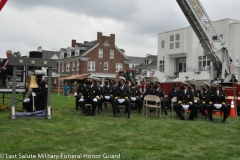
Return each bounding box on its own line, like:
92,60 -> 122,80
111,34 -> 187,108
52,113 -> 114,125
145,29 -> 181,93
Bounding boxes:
58,32 -> 131,85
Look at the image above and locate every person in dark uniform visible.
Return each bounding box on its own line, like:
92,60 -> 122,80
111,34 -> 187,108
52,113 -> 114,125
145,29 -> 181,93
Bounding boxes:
142,82 -> 154,100
74,79 -> 87,110
23,74 -> 47,112
165,84 -> 178,111
78,77 -> 100,116
129,79 -> 143,113
102,78 -> 114,108
173,82 -> 197,120
152,81 -> 168,115
0,50 -> 13,88
112,77 -> 131,118
94,77 -> 104,112
109,79 -> 116,89
208,83 -> 229,123
197,82 -> 212,120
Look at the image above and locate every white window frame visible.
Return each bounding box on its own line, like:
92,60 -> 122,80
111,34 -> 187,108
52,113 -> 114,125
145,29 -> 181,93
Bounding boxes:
175,34 -> 180,41
75,51 -> 79,56
116,63 -> 123,72
104,62 -> 109,70
198,56 -> 210,70
60,53 -> 64,59
98,49 -> 103,58
72,62 -> 75,71
175,42 -> 180,48
67,51 -> 71,58
170,43 -> 174,49
159,60 -> 165,72
161,40 -> 165,48
87,61 -> 95,71
66,63 -> 70,71
110,50 -> 114,59
170,35 -> 174,42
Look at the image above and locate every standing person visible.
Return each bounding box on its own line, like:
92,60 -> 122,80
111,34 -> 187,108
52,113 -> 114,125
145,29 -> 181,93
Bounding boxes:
63,83 -> 70,96
112,77 -> 131,118
22,74 -> 47,112
0,50 -> 13,88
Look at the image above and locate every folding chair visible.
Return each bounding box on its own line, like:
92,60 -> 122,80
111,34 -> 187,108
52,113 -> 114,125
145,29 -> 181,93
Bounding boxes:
144,95 -> 161,118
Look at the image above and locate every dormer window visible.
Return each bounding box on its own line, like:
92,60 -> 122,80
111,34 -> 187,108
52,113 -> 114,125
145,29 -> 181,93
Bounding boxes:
144,60 -> 149,64
103,40 -> 110,46
60,53 -> 64,59
67,51 -> 71,58
75,51 -> 79,56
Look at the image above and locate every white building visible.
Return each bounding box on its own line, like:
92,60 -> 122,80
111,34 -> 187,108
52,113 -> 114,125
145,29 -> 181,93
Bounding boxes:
157,18 -> 240,85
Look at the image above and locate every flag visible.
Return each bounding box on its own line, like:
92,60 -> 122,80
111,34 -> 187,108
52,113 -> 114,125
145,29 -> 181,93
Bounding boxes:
0,0 -> 8,11
149,71 -> 155,76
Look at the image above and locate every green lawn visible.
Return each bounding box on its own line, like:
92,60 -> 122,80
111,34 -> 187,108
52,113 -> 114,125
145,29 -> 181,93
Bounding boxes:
0,93 -> 240,160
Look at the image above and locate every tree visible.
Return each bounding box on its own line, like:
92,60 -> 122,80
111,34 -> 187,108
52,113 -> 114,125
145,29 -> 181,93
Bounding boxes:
13,51 -> 21,57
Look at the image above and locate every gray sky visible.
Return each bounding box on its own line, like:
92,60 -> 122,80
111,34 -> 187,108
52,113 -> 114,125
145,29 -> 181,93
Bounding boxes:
0,0 -> 239,58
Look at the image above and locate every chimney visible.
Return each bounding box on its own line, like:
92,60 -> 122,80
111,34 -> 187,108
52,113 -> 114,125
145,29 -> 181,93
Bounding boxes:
146,54 -> 151,57
37,46 -> 42,52
72,39 -> 76,47
97,32 -> 102,43
110,34 -> 115,45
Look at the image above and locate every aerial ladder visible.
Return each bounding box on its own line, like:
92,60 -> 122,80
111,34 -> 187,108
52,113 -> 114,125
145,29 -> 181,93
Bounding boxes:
176,0 -> 232,82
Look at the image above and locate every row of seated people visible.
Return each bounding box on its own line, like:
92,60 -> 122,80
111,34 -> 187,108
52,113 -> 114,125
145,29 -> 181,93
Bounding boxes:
74,76 -> 229,122
74,77 -> 168,118
171,81 -> 229,123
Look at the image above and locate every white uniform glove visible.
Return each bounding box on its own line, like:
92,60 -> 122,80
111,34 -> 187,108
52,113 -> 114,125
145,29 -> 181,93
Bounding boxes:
118,99 -> 125,103
79,98 -> 84,102
131,97 -> 136,101
74,92 -> 77,97
93,98 -> 97,102
105,96 -> 110,100
23,98 -> 30,103
194,100 -> 198,103
31,92 -> 36,97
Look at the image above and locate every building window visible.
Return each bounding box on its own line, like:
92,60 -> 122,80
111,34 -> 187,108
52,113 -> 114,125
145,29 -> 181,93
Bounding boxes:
198,56 -> 210,69
77,62 -> 79,71
175,34 -> 180,41
170,35 -> 174,42
161,40 -> 165,48
104,62 -> 108,70
212,34 -> 223,41
116,63 -> 123,72
110,50 -> 114,59
75,51 -> 79,56
159,60 -> 165,72
67,52 -> 71,58
87,61 -> 95,71
175,42 -> 180,48
62,64 -> 64,72
60,53 -> 64,59
98,49 -> 103,58
170,43 -> 174,49
144,60 -> 149,64
72,62 -> 75,71
66,63 -> 70,71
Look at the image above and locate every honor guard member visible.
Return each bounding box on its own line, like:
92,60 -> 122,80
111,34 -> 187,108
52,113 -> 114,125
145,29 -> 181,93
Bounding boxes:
208,83 -> 229,123
109,79 -> 116,89
74,78 -> 87,110
103,78 -> 114,108
142,82 -> 154,100
23,74 -> 48,112
112,77 -> 131,118
165,84 -> 178,111
129,79 -> 143,113
78,77 -> 100,116
198,82 -> 212,120
94,77 -> 104,112
173,82 -> 197,120
152,81 -> 168,115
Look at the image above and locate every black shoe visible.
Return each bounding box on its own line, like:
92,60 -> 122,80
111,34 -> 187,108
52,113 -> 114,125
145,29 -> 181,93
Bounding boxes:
179,117 -> 185,120
113,113 -> 116,117
209,117 -> 213,122
164,111 -> 168,115
222,118 -> 227,123
104,103 -> 107,108
128,114 -> 131,118
117,109 -> 120,113
188,117 -> 194,121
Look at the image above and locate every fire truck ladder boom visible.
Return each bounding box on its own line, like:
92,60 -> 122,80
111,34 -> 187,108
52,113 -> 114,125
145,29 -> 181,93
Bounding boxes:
176,0 -> 232,82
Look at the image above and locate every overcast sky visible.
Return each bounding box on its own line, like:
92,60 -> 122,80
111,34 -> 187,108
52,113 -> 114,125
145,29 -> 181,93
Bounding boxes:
0,0 -> 240,58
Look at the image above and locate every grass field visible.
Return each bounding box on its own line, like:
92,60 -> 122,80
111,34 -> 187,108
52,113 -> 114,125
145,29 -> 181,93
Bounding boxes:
0,93 -> 240,160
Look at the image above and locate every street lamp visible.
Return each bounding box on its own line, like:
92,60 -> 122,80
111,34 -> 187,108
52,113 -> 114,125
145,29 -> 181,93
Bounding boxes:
52,48 -> 60,96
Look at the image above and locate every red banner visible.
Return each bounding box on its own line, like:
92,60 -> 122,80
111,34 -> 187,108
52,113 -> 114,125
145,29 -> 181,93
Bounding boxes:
0,0 -> 8,11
